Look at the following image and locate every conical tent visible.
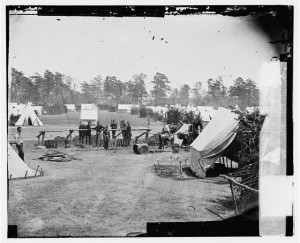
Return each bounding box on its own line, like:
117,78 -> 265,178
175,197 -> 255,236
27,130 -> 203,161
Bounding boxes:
7,143 -> 41,179
190,107 -> 239,178
15,103 -> 43,126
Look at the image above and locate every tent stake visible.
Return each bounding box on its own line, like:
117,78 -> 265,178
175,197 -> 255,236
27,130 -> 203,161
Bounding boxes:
24,170 -> 28,179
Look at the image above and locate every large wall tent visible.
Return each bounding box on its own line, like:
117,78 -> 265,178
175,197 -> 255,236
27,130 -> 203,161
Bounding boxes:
64,104 -> 76,112
80,104 -> 98,124
190,107 -> 239,178
118,104 -> 132,113
15,103 -> 43,126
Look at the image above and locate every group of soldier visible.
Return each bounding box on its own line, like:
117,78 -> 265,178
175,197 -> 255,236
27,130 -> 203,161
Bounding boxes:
78,119 -> 132,150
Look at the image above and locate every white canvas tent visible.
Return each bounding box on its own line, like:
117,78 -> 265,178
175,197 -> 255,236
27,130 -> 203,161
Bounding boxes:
15,103 -> 44,126
8,143 -> 41,179
64,104 -> 76,112
190,107 -> 239,178
8,103 -> 19,118
80,104 -> 98,124
81,103 -> 98,110
174,123 -> 190,145
32,106 -> 43,116
118,104 -> 132,113
197,106 -> 215,122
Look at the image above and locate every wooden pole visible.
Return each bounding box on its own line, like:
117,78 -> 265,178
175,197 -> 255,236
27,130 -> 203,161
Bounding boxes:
69,130 -> 73,147
24,170 -> 28,179
41,132 -> 45,146
179,161 -> 183,181
35,165 -> 40,177
220,174 -> 259,194
229,180 -> 239,215
10,174 -> 12,180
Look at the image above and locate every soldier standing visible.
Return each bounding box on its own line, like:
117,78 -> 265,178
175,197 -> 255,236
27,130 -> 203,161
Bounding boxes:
103,125 -> 110,150
126,122 -> 132,146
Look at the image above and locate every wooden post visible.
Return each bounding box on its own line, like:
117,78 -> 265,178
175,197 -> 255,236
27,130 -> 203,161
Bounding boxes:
24,170 -> 28,179
229,180 -> 239,215
10,174 -> 12,180
179,161 -> 183,181
69,130 -> 73,147
154,164 -> 157,173
35,165 -> 40,177
41,131 -> 45,146
114,138 -> 117,153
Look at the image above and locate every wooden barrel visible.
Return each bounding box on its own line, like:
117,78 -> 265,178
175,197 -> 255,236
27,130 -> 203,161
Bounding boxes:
133,143 -> 149,154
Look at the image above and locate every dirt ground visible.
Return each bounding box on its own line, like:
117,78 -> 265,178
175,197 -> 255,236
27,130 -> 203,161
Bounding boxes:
7,112 -> 236,237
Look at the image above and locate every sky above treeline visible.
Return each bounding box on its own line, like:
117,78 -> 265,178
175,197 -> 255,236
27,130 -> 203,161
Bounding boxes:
9,13 -> 278,92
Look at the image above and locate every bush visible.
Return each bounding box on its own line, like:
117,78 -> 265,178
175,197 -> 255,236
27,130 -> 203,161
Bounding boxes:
165,108 -> 181,124
109,106 -> 117,112
139,106 -> 148,118
131,106 -> 140,115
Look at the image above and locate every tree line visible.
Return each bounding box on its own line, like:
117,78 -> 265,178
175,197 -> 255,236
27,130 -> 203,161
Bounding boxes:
9,67 -> 259,113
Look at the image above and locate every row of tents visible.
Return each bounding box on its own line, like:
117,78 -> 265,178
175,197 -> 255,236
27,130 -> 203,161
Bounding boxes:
7,106 -> 239,180
8,103 -> 44,126
8,103 -> 100,126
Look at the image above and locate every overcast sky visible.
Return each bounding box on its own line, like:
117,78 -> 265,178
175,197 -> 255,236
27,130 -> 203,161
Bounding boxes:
9,13 -> 278,91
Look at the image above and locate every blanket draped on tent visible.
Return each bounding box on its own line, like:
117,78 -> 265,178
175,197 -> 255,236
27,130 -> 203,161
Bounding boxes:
190,107 -> 239,178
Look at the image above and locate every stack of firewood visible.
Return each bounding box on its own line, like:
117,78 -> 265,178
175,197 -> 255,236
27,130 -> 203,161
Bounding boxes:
38,150 -> 79,162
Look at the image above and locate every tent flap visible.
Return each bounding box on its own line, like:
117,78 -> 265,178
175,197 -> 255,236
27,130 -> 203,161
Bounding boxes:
190,107 -> 239,178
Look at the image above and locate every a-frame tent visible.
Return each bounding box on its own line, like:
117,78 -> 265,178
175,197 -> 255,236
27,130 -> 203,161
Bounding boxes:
15,103 -> 43,126
8,143 -> 41,179
190,107 -> 239,178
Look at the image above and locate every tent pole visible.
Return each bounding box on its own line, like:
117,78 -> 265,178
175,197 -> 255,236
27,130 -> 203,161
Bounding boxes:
24,170 -> 28,179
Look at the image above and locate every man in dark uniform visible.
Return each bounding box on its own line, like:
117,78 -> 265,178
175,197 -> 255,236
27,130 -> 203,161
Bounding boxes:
85,121 -> 92,147
110,120 -> 117,138
14,127 -> 24,160
92,121 -> 104,148
103,125 -> 110,150
126,122 -> 132,146
120,120 -> 127,147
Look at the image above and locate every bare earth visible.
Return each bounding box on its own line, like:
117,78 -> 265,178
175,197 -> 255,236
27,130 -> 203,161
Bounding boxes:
7,112 -> 235,237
